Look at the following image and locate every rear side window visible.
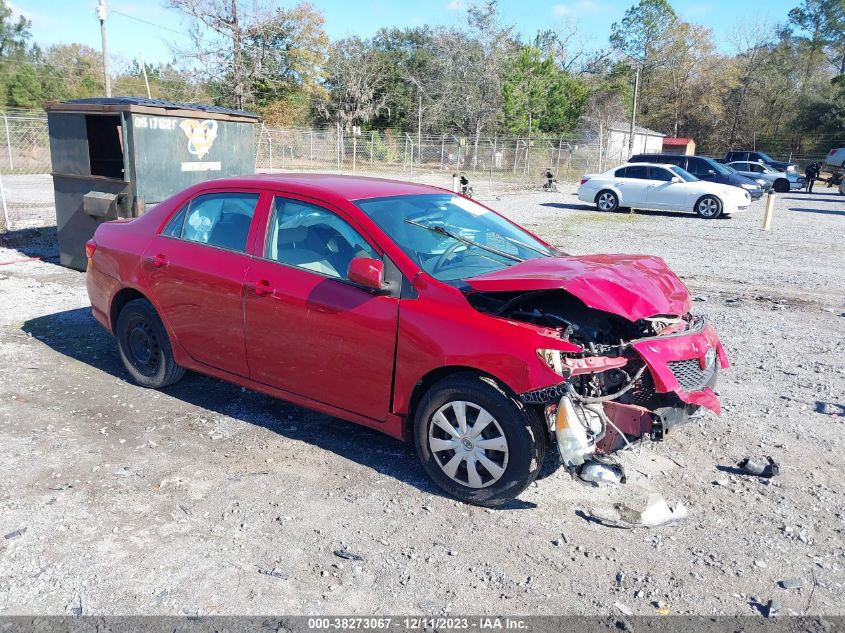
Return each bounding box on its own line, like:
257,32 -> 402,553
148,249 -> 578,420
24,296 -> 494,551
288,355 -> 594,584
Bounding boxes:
626,165 -> 649,179
614,167 -> 627,177
170,192 -> 260,253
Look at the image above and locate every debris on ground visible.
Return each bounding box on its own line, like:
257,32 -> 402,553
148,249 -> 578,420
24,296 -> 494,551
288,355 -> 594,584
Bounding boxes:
4,527 -> 27,539
780,578 -> 804,590
333,548 -> 364,561
257,566 -> 288,579
577,494 -> 688,529
766,599 -> 781,618
613,601 -> 633,616
739,456 -> 780,478
578,458 -> 626,487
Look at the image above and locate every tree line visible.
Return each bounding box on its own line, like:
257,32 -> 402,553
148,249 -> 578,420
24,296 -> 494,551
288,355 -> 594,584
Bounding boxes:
1,0 -> 844,156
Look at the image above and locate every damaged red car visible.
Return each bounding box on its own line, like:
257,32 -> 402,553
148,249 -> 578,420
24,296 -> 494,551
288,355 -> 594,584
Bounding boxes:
86,175 -> 729,506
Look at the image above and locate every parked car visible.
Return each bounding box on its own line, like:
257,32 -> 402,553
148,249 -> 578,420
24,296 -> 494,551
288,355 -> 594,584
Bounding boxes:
629,153 -> 764,200
578,163 -> 751,218
723,150 -> 796,173
824,147 -> 845,169
726,161 -> 805,193
86,174 -> 729,507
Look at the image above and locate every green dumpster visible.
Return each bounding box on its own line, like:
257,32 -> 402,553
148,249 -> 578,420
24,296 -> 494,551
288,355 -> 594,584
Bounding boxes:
44,97 -> 259,270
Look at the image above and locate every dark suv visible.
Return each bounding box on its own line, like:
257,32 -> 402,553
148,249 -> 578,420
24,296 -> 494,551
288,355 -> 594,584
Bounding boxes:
723,151 -> 796,173
629,154 -> 764,200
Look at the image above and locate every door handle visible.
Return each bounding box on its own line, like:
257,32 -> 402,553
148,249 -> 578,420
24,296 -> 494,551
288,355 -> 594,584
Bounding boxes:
247,279 -> 275,297
144,253 -> 167,268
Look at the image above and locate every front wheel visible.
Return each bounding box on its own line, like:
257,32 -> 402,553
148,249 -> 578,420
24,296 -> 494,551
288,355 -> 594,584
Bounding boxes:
413,374 -> 546,507
595,190 -> 619,212
694,195 -> 723,219
116,298 -> 186,389
773,178 -> 789,193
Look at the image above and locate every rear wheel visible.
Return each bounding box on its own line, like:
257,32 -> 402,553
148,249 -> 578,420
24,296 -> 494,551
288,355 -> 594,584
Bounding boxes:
116,298 -> 185,388
413,373 -> 546,507
694,195 -> 723,219
595,190 -> 619,212
773,178 -> 789,193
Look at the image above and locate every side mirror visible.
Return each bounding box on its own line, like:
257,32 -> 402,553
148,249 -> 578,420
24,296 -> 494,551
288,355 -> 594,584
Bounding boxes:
348,257 -> 384,291
707,169 -> 716,176
671,176 -> 682,183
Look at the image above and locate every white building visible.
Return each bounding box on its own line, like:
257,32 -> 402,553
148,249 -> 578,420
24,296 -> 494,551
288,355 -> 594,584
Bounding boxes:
579,120 -> 665,168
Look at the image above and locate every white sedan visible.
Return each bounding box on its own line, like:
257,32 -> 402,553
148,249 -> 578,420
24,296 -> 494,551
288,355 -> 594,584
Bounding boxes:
578,163 -> 752,219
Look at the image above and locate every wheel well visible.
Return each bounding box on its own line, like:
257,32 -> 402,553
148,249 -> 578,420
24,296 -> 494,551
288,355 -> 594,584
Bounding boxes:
406,366 -> 519,432
594,189 -> 616,203
695,194 -> 722,207
110,288 -> 147,332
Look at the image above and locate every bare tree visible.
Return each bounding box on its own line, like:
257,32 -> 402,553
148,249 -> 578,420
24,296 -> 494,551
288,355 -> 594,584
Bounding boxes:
317,37 -> 388,131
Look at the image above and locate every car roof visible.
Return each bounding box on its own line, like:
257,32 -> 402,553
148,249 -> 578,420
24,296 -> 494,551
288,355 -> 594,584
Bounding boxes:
615,162 -> 677,169
201,173 -> 448,201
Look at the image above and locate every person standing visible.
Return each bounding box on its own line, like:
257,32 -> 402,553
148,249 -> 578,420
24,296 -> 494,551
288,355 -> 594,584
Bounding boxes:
805,161 -> 820,193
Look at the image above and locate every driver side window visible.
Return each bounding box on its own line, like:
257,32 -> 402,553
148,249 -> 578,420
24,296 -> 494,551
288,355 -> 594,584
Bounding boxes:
264,197 -> 378,280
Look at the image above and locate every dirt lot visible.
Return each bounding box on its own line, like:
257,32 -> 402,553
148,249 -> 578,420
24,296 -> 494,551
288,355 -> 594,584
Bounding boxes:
0,181 -> 843,617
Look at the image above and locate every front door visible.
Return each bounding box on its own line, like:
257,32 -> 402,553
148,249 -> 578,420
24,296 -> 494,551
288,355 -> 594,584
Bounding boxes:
645,165 -> 688,209
143,190 -> 265,377
244,195 -> 400,421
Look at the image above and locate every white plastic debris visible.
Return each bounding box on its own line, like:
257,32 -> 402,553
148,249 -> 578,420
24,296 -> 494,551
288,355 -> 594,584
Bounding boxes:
639,494 -> 688,527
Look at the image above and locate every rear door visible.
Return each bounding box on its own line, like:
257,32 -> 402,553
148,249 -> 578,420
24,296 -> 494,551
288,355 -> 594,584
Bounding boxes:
243,194 -> 400,421
618,164 -> 651,205
142,190 -> 267,377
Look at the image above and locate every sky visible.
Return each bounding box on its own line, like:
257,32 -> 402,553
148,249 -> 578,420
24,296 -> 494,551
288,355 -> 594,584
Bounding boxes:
11,0 -> 799,68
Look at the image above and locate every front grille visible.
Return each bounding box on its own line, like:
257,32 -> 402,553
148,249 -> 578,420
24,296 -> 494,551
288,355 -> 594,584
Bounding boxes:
668,355 -> 716,392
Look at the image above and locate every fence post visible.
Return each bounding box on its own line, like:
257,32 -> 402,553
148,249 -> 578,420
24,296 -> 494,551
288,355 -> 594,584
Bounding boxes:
269,131 -> 273,171
370,131 -> 374,165
309,130 -> 314,164
440,135 -> 445,168
353,134 -> 357,175
336,123 -> 341,169
3,114 -> 12,171
0,166 -> 9,232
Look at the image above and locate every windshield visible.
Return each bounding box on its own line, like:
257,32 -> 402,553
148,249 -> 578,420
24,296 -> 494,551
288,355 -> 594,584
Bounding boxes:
355,194 -> 558,282
702,158 -> 733,176
670,165 -> 699,182
757,151 -> 774,162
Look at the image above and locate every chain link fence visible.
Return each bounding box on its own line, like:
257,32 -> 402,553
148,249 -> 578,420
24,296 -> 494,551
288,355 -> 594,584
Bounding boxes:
0,110 -> 833,233
252,125 -> 603,189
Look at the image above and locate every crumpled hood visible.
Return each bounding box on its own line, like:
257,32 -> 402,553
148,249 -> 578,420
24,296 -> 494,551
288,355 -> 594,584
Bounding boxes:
466,254 -> 691,321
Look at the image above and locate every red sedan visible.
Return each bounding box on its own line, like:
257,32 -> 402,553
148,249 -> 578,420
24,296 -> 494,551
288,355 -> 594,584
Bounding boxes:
86,174 -> 728,506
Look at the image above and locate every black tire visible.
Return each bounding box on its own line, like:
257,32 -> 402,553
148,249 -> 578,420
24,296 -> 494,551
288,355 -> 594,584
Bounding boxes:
694,195 -> 723,219
413,373 -> 546,507
773,178 -> 789,193
595,189 -> 619,212
116,298 -> 186,388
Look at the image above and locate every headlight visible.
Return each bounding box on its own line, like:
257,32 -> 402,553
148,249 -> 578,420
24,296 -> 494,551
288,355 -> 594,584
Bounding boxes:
538,348 -> 565,375
787,165 -> 796,172
755,178 -> 767,186
741,183 -> 758,190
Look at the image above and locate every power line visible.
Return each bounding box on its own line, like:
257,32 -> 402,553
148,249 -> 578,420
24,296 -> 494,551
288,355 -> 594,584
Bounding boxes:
109,9 -> 187,37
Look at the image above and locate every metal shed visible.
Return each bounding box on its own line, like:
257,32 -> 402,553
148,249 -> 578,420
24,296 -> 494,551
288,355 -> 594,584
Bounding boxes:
44,97 -> 259,270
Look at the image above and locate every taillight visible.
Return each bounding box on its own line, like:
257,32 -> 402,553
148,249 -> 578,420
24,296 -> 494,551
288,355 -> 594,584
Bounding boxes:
85,239 -> 97,259
580,177 -> 589,185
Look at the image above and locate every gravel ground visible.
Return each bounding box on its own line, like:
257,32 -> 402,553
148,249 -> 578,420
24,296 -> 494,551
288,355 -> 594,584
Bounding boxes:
0,180 -> 843,617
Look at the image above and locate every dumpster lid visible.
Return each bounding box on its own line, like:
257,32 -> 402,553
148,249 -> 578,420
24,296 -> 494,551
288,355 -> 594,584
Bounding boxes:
44,97 -> 260,122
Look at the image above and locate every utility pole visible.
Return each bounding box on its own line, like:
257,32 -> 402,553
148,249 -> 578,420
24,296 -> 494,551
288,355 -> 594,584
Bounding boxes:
627,66 -> 640,155
417,92 -> 422,168
97,0 -> 111,97
139,52 -> 151,99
